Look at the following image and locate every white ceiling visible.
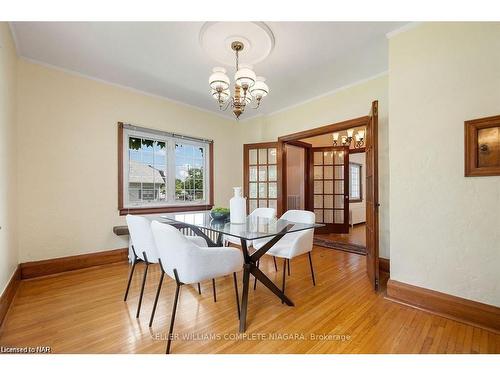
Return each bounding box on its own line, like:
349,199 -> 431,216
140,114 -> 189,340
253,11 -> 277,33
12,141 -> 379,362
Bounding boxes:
10,22 -> 407,119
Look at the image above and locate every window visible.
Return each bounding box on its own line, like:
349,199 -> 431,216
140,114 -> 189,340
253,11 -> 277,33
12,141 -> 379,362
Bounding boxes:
118,123 -> 213,215
349,162 -> 362,202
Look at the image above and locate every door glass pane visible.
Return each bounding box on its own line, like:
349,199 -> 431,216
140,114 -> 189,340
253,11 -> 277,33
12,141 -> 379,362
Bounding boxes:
334,195 -> 344,208
313,152 -> 323,165
314,181 -> 323,194
249,183 -> 257,198
334,180 -> 344,194
258,166 -> 267,181
314,195 -> 323,208
268,148 -> 277,164
334,166 -> 344,179
323,151 -> 333,165
314,209 -> 323,223
249,199 -> 258,212
324,166 -> 333,179
313,166 -> 323,179
334,151 -> 344,163
334,210 -> 344,223
324,180 -> 333,194
324,210 -> 334,223
258,183 -> 268,198
268,182 -> 277,198
249,149 -> 258,165
324,195 -> 333,208
268,165 -> 277,181
249,166 -> 257,182
268,199 -> 277,210
258,149 -> 267,164
259,199 -> 268,208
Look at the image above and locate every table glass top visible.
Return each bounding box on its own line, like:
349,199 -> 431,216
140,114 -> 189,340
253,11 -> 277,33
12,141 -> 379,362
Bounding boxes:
160,211 -> 322,241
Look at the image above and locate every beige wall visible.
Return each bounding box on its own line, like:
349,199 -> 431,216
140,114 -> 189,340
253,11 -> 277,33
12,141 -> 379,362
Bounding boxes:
241,75 -> 390,257
16,60 -> 239,262
389,23 -> 500,306
0,24 -> 18,293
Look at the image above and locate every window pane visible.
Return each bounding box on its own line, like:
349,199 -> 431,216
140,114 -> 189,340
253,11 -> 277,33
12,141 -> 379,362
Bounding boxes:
249,199 -> 258,212
334,195 -> 344,208
324,166 -> 333,179
314,195 -> 323,208
324,195 -> 333,208
249,183 -> 257,198
313,152 -> 323,165
268,182 -> 277,198
324,180 -> 333,194
175,142 -> 207,203
258,183 -> 268,198
314,181 -> 323,194
258,199 -> 268,208
258,149 -> 267,164
334,166 -> 344,179
268,165 -> 277,181
324,210 -> 334,223
258,166 -> 267,181
249,166 -> 257,182
313,166 -> 323,179
268,148 -> 277,164
334,180 -> 344,194
314,209 -> 323,223
334,151 -> 344,163
334,210 -> 344,223
323,151 -> 333,165
249,149 -> 258,165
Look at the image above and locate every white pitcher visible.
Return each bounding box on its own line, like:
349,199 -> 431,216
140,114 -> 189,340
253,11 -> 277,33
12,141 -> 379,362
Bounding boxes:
230,187 -> 247,224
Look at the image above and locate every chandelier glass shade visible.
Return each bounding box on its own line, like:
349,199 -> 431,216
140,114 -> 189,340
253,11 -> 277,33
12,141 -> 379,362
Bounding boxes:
208,41 -> 269,119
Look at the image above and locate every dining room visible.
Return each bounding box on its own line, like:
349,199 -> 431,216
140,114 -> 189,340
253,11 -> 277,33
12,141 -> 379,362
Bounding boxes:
1,9 -> 499,367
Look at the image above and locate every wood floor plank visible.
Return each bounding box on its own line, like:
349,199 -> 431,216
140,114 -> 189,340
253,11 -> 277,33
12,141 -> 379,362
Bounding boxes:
1,246 -> 498,354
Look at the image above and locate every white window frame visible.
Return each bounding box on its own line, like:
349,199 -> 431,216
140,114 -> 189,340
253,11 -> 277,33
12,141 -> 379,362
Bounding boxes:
122,125 -> 211,209
349,162 -> 362,201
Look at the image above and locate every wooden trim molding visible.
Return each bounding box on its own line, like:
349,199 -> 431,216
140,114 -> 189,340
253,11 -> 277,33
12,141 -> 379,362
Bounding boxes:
386,279 -> 500,334
118,122 -> 214,216
0,265 -> 21,328
20,248 -> 129,279
379,257 -> 390,274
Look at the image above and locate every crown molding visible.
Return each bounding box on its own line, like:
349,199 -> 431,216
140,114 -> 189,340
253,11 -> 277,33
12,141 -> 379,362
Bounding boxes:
386,22 -> 422,39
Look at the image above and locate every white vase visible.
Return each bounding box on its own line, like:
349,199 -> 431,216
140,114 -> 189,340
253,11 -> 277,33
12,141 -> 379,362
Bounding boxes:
230,187 -> 247,224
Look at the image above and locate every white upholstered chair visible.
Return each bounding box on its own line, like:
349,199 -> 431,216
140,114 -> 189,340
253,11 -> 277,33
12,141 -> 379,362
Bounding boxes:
124,215 -> 207,320
252,210 -> 316,297
151,220 -> 243,354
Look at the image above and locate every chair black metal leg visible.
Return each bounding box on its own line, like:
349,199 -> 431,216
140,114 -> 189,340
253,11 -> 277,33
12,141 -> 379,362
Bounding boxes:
281,258 -> 287,304
253,260 -> 260,290
197,283 -> 201,295
136,252 -> 149,318
149,270 -> 165,327
212,278 -> 217,302
287,258 -> 291,276
166,269 -> 181,355
233,272 -> 240,320
123,256 -> 138,301
273,256 -> 278,272
308,251 -> 316,286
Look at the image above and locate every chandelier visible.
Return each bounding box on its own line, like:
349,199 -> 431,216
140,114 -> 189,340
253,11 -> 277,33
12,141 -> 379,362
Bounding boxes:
333,129 -> 365,148
208,41 -> 269,119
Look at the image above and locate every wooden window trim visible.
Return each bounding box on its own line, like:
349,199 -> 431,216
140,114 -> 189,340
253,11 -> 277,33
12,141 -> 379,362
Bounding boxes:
117,122 -> 214,215
349,162 -> 363,203
464,114 -> 500,177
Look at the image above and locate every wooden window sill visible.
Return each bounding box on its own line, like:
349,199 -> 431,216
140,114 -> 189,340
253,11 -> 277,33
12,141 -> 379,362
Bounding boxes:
118,204 -> 213,216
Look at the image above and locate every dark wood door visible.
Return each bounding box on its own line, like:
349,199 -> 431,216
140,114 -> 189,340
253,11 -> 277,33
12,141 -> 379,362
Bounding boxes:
310,146 -> 350,234
365,101 -> 380,290
243,142 -> 280,213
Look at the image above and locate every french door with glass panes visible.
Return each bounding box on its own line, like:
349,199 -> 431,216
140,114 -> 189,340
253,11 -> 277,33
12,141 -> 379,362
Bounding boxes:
243,142 -> 279,214
310,146 -> 349,234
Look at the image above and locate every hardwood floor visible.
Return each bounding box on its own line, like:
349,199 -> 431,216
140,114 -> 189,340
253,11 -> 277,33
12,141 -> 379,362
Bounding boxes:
0,246 -> 498,354
315,224 -> 366,247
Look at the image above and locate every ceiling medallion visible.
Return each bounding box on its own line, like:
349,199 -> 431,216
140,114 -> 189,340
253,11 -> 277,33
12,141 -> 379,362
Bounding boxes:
200,22 -> 274,119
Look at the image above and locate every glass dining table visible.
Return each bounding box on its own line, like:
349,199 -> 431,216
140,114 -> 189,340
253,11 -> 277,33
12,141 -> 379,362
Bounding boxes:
160,210 -> 323,332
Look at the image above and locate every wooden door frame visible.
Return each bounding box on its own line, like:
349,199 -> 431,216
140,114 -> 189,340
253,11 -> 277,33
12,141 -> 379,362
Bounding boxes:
277,115 -> 370,214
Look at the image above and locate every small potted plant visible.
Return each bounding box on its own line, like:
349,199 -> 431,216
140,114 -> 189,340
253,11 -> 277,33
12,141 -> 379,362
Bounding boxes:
210,207 -> 230,221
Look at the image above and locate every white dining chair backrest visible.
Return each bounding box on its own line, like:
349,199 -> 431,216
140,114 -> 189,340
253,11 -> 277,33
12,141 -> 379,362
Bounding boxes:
280,210 -> 315,258
250,207 -> 276,219
126,215 -> 159,263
